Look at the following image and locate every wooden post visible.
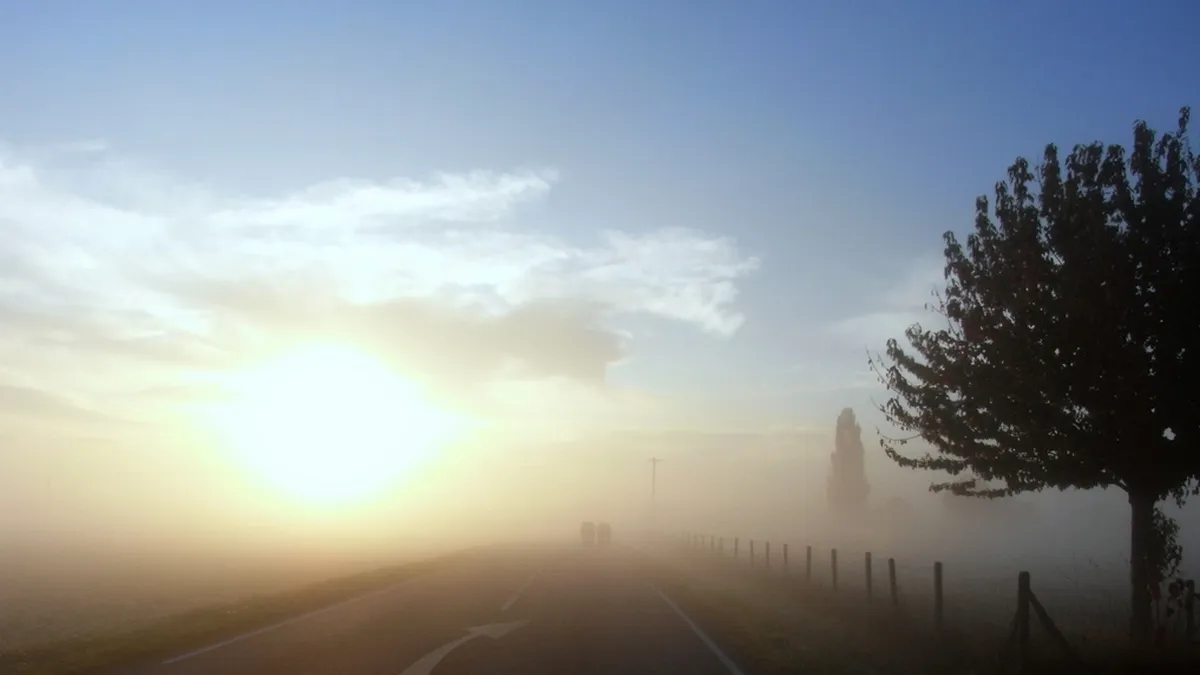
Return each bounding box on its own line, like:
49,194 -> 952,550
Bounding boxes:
710,535 -> 715,552
1017,571 -> 1031,670
888,557 -> 898,607
865,552 -> 873,599
719,537 -> 725,556
749,540 -> 755,567
831,549 -> 839,591
805,545 -> 812,581
933,561 -> 944,634
765,541 -> 771,569
1185,579 -> 1195,639
783,543 -> 789,575
734,537 -> 739,559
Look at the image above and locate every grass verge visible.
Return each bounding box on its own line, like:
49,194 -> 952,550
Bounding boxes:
640,546 -> 1200,675
0,547 -> 480,675
641,549 -> 943,675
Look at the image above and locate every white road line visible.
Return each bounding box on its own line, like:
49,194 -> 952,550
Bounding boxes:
161,577 -> 425,665
397,620 -> 529,675
501,571 -> 540,612
649,583 -> 746,675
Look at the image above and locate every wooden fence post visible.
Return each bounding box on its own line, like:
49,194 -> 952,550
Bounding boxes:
888,557 -> 898,607
734,537 -> 739,559
806,545 -> 812,581
719,537 -> 725,556
749,540 -> 756,567
933,562 -> 944,634
1184,579 -> 1195,640
831,549 -> 839,591
865,552 -> 873,599
710,535 -> 715,552
783,543 -> 789,575
765,541 -> 771,569
1017,571 -> 1031,671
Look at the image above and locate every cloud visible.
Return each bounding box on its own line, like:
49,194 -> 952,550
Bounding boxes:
825,255 -> 946,349
0,144 -> 759,427
510,228 -> 760,335
768,365 -> 880,397
150,277 -> 626,389
0,384 -> 129,428
782,256 -> 948,397
52,139 -> 110,155
207,169 -> 559,232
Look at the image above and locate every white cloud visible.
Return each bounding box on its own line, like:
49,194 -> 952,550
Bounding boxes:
206,169 -> 559,232
825,255 -> 946,348
501,228 -> 760,335
52,139 -> 110,154
0,145 -> 759,416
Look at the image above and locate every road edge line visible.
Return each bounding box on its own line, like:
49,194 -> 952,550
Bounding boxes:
649,582 -> 747,675
161,576 -> 424,665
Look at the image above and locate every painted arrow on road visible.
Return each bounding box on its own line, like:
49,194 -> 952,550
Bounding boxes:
398,620 -> 530,675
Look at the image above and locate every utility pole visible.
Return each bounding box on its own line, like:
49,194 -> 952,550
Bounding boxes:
649,457 -> 664,500
648,456 -> 664,538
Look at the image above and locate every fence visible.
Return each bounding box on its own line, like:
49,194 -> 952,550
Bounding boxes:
680,530 -> 1199,672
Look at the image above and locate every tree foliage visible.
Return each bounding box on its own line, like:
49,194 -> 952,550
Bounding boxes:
870,107 -> 1199,643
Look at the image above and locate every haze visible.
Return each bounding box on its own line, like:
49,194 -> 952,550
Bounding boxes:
2,0 -> 1198,654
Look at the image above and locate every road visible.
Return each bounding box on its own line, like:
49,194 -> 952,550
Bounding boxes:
126,543 -> 743,675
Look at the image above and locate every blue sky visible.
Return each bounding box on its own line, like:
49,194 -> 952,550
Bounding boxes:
1,0 -> 1198,440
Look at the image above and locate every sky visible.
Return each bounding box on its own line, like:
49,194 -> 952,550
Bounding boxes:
2,1 -> 1199,551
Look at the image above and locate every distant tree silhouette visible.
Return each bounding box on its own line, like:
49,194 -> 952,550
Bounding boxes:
827,408 -> 870,515
870,107 -> 1200,645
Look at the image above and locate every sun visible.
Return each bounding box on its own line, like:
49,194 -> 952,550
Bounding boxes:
212,344 -> 463,503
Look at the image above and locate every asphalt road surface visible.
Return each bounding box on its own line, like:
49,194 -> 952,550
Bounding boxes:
126,544 -> 743,675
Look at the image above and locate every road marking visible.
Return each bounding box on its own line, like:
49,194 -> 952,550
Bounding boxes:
161,577 -> 425,665
649,583 -> 746,675
501,571 -> 540,612
398,620 -> 529,675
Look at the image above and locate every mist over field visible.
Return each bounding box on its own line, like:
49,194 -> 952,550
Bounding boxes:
5,415 -> 1197,651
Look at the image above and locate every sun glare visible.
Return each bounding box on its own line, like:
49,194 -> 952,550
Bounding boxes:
213,344 -> 464,503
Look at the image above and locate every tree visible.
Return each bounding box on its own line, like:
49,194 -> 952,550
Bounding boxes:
940,471 -> 1000,517
869,108 -> 1199,645
827,407 -> 870,514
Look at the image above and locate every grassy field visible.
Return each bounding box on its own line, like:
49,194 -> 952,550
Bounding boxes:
640,544 -> 1200,675
0,555 -> 359,653
0,548 -> 476,675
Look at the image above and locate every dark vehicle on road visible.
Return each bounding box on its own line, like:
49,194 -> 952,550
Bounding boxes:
596,522 -> 611,546
580,521 -> 596,546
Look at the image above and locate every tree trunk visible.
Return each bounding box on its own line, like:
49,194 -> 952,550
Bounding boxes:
1128,489 -> 1155,645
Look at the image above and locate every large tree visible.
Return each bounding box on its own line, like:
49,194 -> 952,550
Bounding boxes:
870,108 -> 1199,644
